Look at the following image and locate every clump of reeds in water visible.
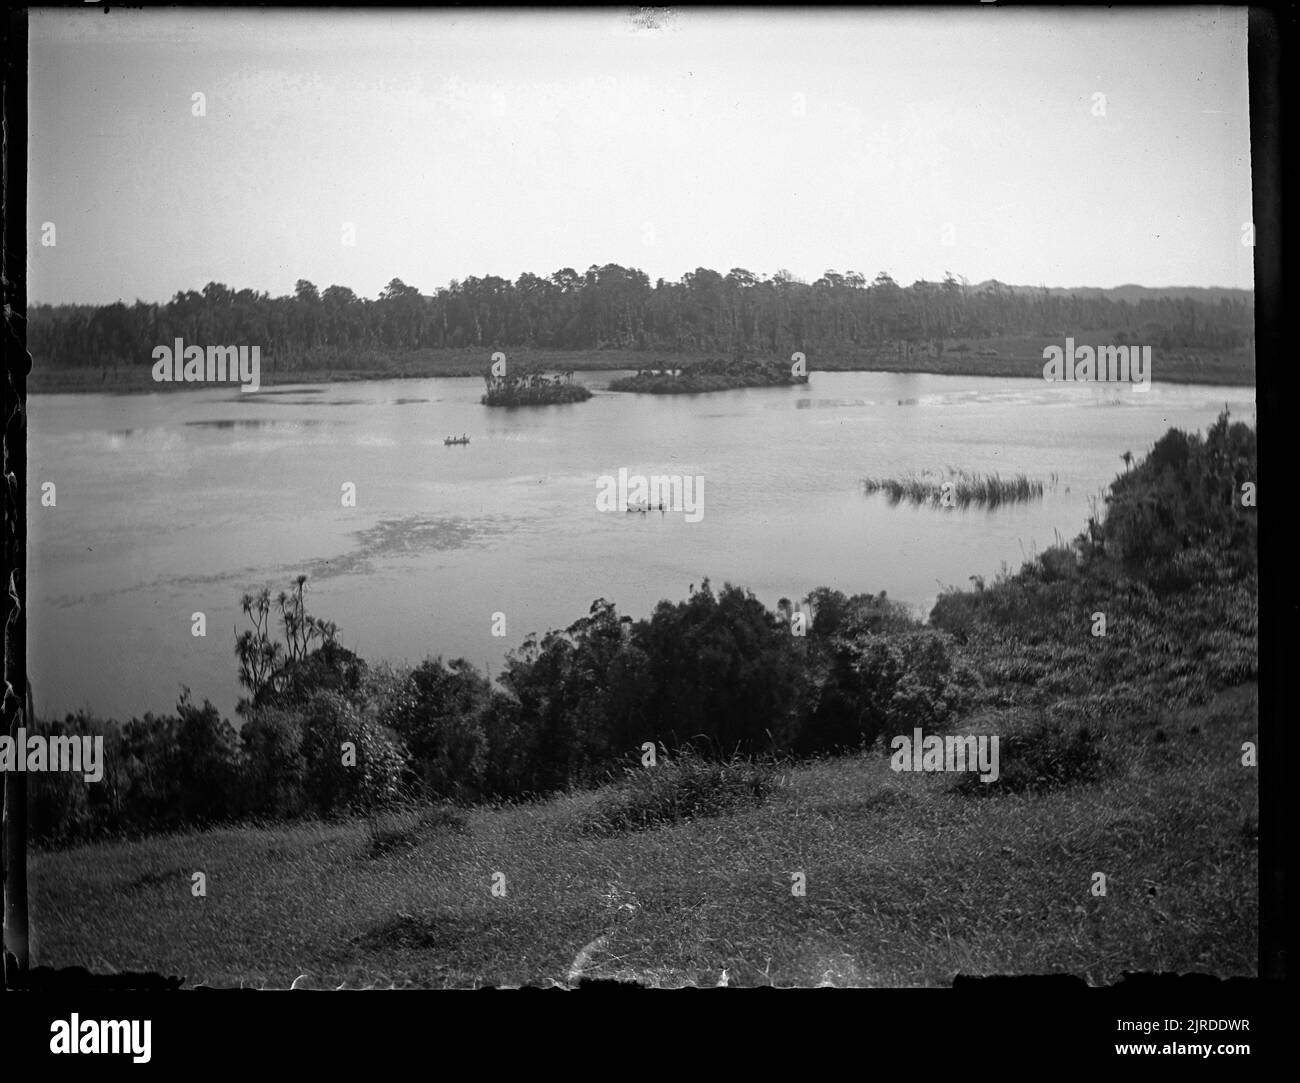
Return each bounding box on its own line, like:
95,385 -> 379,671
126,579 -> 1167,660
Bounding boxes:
862,469 -> 1045,508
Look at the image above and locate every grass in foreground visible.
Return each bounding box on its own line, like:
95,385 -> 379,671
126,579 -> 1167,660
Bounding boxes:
28,684 -> 1256,988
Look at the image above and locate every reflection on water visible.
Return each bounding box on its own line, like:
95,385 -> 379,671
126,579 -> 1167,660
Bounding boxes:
242,396 -> 430,408
184,419 -> 331,431
28,371 -> 1254,719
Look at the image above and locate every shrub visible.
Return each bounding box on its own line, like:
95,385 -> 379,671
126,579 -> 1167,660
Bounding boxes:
270,640 -> 369,710
851,630 -> 973,744
380,658 -> 489,801
631,581 -> 808,756
113,692 -> 241,831
1102,410 -> 1255,580
954,719 -> 1116,796
172,691 -> 243,824
497,599 -> 648,793
239,707 -> 307,818
806,587 -> 918,639
928,587 -> 983,642
363,802 -> 467,858
1035,544 -> 1080,583
478,691 -> 534,799
26,716 -> 97,845
796,621 -> 977,755
581,749 -> 777,836
300,691 -> 408,815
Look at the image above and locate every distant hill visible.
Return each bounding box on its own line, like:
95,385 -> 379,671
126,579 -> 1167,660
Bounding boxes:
972,281 -> 1254,305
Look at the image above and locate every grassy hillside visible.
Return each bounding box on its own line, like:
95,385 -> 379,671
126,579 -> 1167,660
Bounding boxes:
29,682 -> 1255,988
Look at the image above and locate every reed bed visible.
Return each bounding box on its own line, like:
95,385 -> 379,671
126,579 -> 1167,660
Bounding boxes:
862,469 -> 1045,508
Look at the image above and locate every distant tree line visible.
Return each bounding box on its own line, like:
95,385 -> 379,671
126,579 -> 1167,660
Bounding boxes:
29,268 -> 1252,371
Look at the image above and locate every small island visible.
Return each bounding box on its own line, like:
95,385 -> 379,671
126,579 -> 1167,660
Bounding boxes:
482,367 -> 593,406
609,356 -> 809,394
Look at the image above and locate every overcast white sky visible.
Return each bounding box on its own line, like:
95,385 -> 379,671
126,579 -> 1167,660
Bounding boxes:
29,7 -> 1253,304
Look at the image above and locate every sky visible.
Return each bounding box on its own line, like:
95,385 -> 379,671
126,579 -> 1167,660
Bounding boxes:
28,7 -> 1253,305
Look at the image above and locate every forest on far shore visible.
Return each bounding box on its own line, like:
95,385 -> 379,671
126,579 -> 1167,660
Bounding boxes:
29,267 -> 1253,374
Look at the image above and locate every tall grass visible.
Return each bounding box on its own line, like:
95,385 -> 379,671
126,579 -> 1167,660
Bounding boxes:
863,469 -> 1044,508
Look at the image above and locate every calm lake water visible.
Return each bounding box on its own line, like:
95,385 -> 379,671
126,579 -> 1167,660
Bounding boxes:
27,371 -> 1255,721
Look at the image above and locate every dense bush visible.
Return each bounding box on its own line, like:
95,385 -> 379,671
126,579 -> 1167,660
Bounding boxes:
380,658 -> 490,801
497,599 -> 650,793
843,630 -> 975,747
477,691 -> 535,799
300,691 -> 408,816
116,691 -> 242,830
804,586 -> 917,639
580,748 -> 777,835
25,715 -> 111,845
268,641 -> 369,711
27,694 -> 240,844
927,586 -> 983,643
953,719 -> 1116,796
1033,544 -> 1081,583
927,413 -> 1256,713
238,707 -> 307,818
631,582 -> 809,757
1103,410 -> 1255,582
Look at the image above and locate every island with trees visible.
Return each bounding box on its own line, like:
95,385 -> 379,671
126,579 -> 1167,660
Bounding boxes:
608,354 -> 809,394
481,363 -> 592,406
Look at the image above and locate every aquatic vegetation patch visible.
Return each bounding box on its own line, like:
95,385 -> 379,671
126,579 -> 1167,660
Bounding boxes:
863,469 -> 1045,508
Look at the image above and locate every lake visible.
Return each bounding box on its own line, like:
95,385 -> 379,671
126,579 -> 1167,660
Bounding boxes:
27,371 -> 1255,721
